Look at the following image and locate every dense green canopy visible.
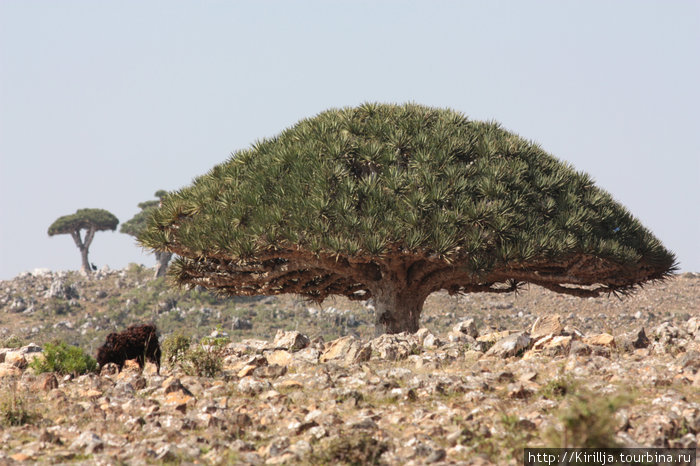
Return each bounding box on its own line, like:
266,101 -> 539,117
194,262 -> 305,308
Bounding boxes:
120,191 -> 168,237
49,209 -> 119,236
142,103 -> 675,307
123,191 -> 172,278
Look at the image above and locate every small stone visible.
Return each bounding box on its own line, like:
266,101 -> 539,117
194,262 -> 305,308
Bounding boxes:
253,364 -> 287,379
678,350 -> 700,371
277,380 -> 303,390
0,362 -> 21,379
584,333 -> 615,347
453,319 -> 478,338
348,417 -> 378,430
477,330 -> 510,343
308,425 -> 327,439
163,377 -> 193,396
231,316 -> 253,330
273,330 -> 310,352
426,448 -> 447,463
164,391 -> 194,413
542,336 -> 572,356
69,431 -> 103,454
38,429 -> 61,444
293,347 -> 321,364
4,351 -> 27,369
100,362 -> 119,376
19,343 -> 42,354
238,365 -> 258,378
320,336 -> 370,364
508,383 -> 533,399
79,389 -> 102,399
530,315 -> 564,339
485,332 -> 531,358
266,350 -> 292,366
422,332 -> 442,349
569,340 -> 592,356
618,327 -> 650,351
238,377 -> 271,395
464,350 -> 482,364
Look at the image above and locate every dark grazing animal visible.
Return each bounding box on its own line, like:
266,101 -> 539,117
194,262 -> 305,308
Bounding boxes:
96,324 -> 161,374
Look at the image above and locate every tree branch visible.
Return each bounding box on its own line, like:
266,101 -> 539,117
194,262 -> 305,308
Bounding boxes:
83,227 -> 96,251
70,230 -> 84,250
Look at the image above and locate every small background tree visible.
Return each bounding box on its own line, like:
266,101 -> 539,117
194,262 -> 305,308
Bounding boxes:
48,208 -> 119,274
141,103 -> 676,334
121,190 -> 172,278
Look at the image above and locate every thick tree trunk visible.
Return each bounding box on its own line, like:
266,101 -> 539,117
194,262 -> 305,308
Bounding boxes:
154,252 -> 172,278
71,229 -> 94,275
79,247 -> 91,275
372,284 -> 427,335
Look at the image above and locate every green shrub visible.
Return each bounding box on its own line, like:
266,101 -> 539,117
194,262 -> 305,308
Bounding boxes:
0,335 -> 24,348
162,332 -> 191,366
0,383 -> 37,426
181,339 -> 226,377
305,432 -> 388,465
539,375 -> 575,399
543,387 -> 630,448
29,341 -> 97,375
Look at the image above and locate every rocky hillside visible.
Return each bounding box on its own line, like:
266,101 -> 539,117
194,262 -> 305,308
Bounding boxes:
0,267 -> 698,464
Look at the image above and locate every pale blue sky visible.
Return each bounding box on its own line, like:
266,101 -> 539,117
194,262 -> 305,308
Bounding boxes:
1,1 -> 698,280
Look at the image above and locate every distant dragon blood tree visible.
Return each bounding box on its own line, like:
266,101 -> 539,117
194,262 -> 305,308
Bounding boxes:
49,208 -> 119,275
141,103 -> 676,334
121,191 -> 173,278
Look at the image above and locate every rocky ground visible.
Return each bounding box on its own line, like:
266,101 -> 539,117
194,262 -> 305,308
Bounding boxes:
0,268 -> 698,464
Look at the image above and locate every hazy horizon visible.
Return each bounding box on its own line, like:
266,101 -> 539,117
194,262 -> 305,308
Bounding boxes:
1,1 -> 698,280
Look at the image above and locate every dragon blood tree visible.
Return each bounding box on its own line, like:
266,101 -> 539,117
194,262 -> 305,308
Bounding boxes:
121,191 -> 173,278
141,103 -> 676,334
49,208 -> 119,275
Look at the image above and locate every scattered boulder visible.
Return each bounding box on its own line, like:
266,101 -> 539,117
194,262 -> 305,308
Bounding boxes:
8,297 -> 27,313
569,340 -> 592,356
452,319 -> 478,338
69,431 -> 103,454
370,333 -> 420,361
266,350 -> 293,366
253,364 -> 287,379
45,279 -> 79,300
273,330 -> 310,352
320,336 -> 371,365
618,327 -> 650,351
0,362 -> 22,379
584,333 -> 615,347
477,330 -> 511,343
35,373 -> 59,391
530,315 -> 564,339
485,332 -> 531,358
231,316 -> 253,330
4,351 -> 27,369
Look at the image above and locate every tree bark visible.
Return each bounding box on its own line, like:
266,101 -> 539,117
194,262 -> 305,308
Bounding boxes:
372,284 -> 427,335
154,251 -> 172,278
70,230 -> 93,275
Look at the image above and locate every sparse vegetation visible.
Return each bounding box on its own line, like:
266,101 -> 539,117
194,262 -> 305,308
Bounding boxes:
539,375 -> 575,400
29,340 -> 97,375
0,267 -> 696,464
0,335 -> 25,348
305,432 -> 389,465
180,339 -> 225,377
162,332 -> 191,366
0,381 -> 37,426
543,385 -> 630,448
